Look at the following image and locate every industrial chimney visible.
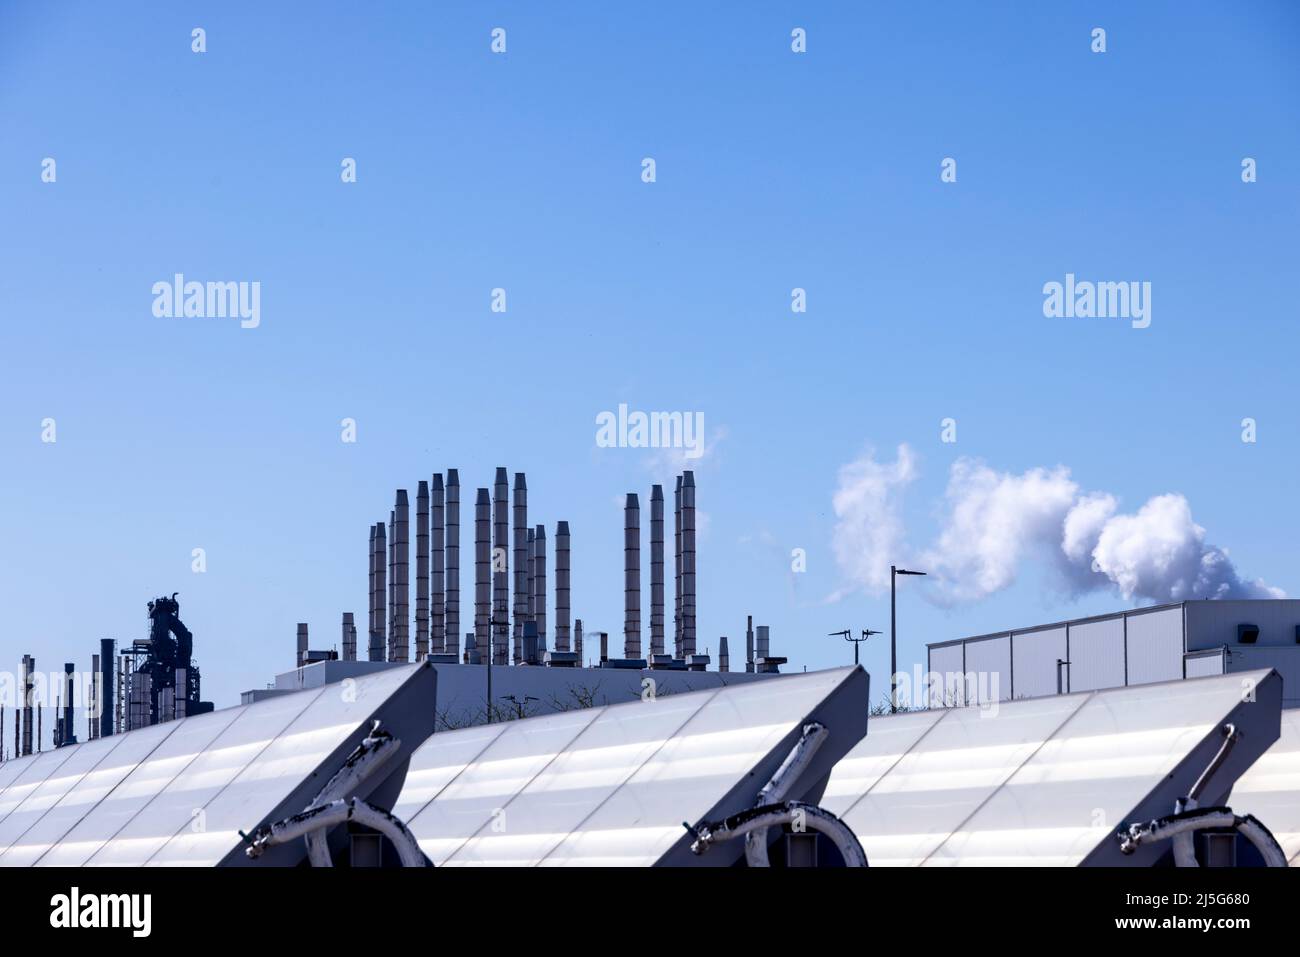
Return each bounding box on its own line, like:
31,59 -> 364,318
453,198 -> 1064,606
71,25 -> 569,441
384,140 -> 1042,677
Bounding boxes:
719,636 -> 730,673
99,638 -> 115,738
342,612 -> 356,662
574,618 -> 584,666
445,470 -> 460,655
475,487 -> 491,664
746,615 -> 755,674
394,490 -> 410,662
681,471 -> 696,657
533,524 -> 547,653
388,507 -> 396,660
296,623 -> 309,668
493,469 -> 510,667
373,522 -> 387,661
526,527 -> 536,629
674,475 -> 683,658
61,663 -> 75,747
650,485 -> 665,657
415,481 -> 430,661
431,473 -> 445,654
555,521 -> 571,652
368,524 -> 377,659
624,493 -> 641,660
512,473 -> 528,664
21,655 -> 34,756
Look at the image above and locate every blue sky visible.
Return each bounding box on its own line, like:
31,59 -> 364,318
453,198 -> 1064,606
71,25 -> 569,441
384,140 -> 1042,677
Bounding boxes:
2,1 -> 1298,720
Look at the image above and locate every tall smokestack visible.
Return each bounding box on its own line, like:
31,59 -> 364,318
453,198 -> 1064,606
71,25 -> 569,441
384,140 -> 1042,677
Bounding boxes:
296,623 -> 309,668
757,625 -> 770,660
533,525 -> 547,653
624,493 -> 641,660
574,618 -> 584,666
61,663 -> 74,746
493,468 -> 509,667
746,615 -> 754,674
530,522 -> 546,650
555,521 -> 571,652
416,481 -> 430,661
682,471 -> 696,657
368,524 -> 376,658
512,473 -> 528,664
674,475 -> 683,658
526,527 -> 536,623
431,474 -> 445,654
388,507 -> 396,660
394,490 -> 410,662
719,636 -> 730,673
445,470 -> 460,654
599,631 -> 609,664
21,655 -> 33,756
89,654 -> 99,740
342,612 -> 356,662
99,638 -> 115,737
475,488 -> 491,664
373,522 -> 387,661
650,485 -> 665,657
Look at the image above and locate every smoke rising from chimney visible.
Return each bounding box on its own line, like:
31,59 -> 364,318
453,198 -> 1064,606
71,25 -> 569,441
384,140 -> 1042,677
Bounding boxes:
830,444 -> 1282,605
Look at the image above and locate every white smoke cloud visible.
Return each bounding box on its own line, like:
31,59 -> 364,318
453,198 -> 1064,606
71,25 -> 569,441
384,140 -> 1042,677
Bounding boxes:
829,449 -> 1282,604
921,460 -> 1079,603
829,444 -> 917,598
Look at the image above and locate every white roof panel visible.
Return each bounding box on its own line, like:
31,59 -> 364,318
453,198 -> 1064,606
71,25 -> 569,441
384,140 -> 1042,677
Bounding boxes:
0,663 -> 436,867
1228,707 -> 1300,866
828,670 -> 1282,866
401,666 -> 867,867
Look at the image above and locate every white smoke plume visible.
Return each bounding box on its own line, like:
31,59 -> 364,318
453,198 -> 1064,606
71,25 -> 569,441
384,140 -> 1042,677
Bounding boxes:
830,447 -> 1282,604
829,444 -> 917,599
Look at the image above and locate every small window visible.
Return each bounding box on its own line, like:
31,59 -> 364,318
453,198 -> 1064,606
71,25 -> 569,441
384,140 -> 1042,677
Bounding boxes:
1237,623 -> 1259,644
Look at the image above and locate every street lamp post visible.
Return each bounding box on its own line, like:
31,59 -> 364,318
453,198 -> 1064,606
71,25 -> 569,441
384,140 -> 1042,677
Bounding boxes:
890,565 -> 927,713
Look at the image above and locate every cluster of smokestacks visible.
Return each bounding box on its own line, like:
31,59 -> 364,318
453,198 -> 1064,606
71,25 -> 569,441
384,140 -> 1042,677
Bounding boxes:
358,469 -> 572,667
624,471 -> 696,661
6,641 -> 119,759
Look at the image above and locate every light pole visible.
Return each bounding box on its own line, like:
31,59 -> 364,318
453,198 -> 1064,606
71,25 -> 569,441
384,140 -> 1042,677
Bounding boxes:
891,566 -> 926,713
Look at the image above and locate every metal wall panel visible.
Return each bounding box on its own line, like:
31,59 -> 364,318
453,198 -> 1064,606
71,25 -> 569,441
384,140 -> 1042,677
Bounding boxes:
1010,627 -> 1067,699
1186,599 -> 1300,649
1067,617 -> 1126,692
1227,646 -> 1300,709
1184,650 -> 1225,679
1124,606 -> 1185,686
963,635 -> 1011,704
927,644 -> 965,708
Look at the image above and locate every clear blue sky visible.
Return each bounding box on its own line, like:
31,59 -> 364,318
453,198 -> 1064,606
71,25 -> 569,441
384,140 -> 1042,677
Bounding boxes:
2,2 -> 1298,722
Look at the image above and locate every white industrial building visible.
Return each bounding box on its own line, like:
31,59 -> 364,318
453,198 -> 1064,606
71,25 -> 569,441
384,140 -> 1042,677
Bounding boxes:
926,599 -> 1300,708
0,660 -> 1295,867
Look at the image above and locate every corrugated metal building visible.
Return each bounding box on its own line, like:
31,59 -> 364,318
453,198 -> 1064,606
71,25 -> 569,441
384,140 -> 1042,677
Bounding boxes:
926,600 -> 1300,708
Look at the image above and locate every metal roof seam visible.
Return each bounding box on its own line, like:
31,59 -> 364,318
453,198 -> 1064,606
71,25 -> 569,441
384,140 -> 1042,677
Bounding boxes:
534,686 -> 727,865
0,732 -> 137,862
919,690 -> 1098,865
140,684 -> 333,866
28,716 -> 192,867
